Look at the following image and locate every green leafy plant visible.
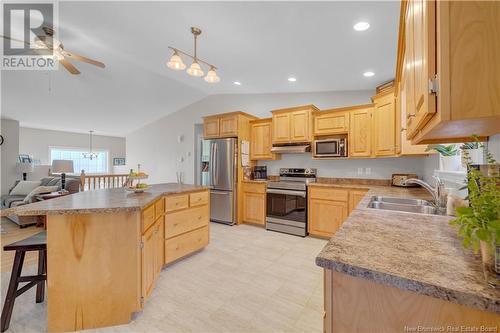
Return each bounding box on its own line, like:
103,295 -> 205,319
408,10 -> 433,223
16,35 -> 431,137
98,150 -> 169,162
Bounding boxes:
460,134 -> 481,150
425,144 -> 458,156
450,136 -> 500,252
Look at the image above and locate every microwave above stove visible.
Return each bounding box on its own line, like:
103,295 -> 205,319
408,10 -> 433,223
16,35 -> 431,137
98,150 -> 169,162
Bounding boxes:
313,137 -> 347,158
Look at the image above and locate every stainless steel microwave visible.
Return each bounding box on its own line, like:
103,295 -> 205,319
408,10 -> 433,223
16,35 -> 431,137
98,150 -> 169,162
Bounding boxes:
313,138 -> 347,157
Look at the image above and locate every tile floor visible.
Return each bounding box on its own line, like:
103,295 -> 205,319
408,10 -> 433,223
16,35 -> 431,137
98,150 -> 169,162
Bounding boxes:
1,222 -> 327,333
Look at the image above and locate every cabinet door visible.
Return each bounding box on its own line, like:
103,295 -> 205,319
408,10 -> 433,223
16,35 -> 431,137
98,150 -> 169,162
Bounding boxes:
155,217 -> 164,277
373,94 -> 396,156
242,191 -> 266,225
348,190 -> 367,215
141,225 -> 156,302
272,113 -> 291,143
314,112 -> 349,136
219,115 -> 238,137
251,121 -> 274,160
406,0 -> 436,137
290,110 -> 310,142
204,117 -> 219,138
308,199 -> 348,238
349,108 -> 372,157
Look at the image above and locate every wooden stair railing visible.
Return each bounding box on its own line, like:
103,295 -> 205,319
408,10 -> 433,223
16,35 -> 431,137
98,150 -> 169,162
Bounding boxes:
79,171 -> 129,191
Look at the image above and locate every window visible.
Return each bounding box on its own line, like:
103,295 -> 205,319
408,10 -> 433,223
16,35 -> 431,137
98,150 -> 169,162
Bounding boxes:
49,147 -> 109,174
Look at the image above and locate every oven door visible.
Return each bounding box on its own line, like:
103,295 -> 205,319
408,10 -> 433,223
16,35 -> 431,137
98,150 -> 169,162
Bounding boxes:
314,140 -> 340,157
266,189 -> 307,236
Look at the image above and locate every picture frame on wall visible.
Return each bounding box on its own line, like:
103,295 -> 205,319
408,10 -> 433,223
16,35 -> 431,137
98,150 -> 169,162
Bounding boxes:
113,157 -> 126,166
18,154 -> 32,163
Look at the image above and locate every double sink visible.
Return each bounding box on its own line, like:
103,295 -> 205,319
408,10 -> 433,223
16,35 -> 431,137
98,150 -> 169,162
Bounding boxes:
368,196 -> 446,215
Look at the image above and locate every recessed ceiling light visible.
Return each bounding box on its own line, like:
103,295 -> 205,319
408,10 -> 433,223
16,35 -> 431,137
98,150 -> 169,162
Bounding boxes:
233,81 -> 241,85
353,22 -> 370,31
363,71 -> 375,77
288,77 -> 297,82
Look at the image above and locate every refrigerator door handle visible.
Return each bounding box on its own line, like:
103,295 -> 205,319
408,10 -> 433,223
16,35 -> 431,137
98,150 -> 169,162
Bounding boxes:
213,143 -> 218,186
209,142 -> 215,186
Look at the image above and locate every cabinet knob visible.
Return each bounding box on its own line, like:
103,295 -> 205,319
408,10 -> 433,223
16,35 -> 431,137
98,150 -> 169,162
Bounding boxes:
407,113 -> 416,120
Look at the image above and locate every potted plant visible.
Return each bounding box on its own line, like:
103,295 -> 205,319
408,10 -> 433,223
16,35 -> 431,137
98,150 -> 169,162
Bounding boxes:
450,138 -> 499,288
460,135 -> 484,166
426,144 -> 461,171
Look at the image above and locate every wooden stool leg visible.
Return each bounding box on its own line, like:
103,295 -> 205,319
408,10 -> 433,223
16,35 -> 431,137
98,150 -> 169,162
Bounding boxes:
1,251 -> 25,332
36,250 -> 46,303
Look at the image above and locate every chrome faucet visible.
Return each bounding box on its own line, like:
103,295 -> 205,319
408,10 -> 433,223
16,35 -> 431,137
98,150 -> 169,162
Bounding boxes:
403,176 -> 447,211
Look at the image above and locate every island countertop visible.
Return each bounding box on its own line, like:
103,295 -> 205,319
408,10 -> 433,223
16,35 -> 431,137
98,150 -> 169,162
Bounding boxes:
314,183 -> 500,314
1,183 -> 208,216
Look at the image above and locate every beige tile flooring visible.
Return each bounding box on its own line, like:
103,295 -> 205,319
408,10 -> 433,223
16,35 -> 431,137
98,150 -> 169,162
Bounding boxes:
1,222 -> 327,333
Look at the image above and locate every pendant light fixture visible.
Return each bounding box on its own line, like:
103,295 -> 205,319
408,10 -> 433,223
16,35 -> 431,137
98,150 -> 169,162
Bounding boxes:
82,130 -> 99,160
167,27 -> 220,83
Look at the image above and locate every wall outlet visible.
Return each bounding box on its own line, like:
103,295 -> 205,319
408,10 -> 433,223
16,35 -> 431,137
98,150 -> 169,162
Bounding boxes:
365,167 -> 371,175
357,167 -> 363,175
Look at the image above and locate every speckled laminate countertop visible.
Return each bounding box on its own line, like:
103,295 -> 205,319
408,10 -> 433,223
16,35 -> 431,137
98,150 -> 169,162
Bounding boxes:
314,183 -> 500,314
1,183 -> 208,216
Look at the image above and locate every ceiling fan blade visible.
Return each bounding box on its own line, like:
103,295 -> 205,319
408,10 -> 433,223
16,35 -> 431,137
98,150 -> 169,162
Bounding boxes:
1,35 -> 31,46
59,58 -> 80,75
63,51 -> 105,68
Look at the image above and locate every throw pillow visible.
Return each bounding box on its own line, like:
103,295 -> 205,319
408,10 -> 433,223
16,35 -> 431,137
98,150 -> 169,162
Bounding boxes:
23,185 -> 59,203
9,181 -> 41,196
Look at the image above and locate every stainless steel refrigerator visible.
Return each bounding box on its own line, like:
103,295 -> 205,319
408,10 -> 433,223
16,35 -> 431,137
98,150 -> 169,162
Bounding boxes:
201,138 -> 237,225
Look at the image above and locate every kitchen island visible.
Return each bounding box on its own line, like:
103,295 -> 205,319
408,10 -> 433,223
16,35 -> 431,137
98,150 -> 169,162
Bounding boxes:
315,184 -> 500,332
2,184 -> 209,332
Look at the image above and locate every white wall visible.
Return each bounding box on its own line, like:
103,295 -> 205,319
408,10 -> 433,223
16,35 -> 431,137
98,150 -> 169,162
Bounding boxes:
260,155 -> 432,180
19,127 -> 126,173
1,119 -> 20,195
488,134 -> 500,161
127,90 -> 433,184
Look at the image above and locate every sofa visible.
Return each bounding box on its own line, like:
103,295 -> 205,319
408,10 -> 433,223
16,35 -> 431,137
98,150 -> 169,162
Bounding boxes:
1,177 -> 80,227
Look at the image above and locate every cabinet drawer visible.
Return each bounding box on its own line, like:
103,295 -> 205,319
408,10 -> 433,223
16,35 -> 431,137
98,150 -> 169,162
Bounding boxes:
154,197 -> 165,219
189,191 -> 209,207
164,226 -> 209,264
142,205 -> 155,232
165,194 -> 189,213
309,187 -> 348,202
243,182 -> 266,194
165,206 -> 209,239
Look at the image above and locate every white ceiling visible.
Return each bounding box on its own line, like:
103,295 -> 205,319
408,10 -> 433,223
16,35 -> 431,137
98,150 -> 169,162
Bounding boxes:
1,1 -> 400,137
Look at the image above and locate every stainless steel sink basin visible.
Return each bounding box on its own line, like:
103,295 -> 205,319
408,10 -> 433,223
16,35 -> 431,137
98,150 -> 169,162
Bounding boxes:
370,196 -> 432,206
367,196 -> 445,215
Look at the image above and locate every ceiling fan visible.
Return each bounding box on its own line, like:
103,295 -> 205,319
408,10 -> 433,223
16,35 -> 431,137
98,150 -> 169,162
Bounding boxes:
2,27 -> 105,75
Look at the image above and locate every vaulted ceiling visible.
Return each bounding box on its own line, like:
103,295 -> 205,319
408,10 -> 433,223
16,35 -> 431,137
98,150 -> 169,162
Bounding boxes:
1,1 -> 400,137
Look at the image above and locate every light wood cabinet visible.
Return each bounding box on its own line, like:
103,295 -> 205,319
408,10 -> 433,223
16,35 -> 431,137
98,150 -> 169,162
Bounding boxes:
372,91 -> 397,157
313,110 -> 349,136
250,118 -> 279,160
203,112 -> 257,139
272,113 -> 291,144
164,190 -> 210,265
242,182 -> 266,225
203,116 -> 220,138
271,105 -> 317,144
399,0 -> 500,143
219,115 -> 238,137
349,107 -> 373,157
348,190 -> 368,214
308,187 -> 349,238
141,221 -> 156,301
309,187 -> 368,238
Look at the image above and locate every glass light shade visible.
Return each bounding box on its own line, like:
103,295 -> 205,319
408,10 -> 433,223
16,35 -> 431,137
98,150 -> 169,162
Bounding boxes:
187,61 -> 204,77
167,53 -> 186,70
204,69 -> 220,83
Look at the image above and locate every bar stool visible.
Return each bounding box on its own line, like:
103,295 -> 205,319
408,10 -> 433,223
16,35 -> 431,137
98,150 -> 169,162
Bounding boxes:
1,231 -> 47,332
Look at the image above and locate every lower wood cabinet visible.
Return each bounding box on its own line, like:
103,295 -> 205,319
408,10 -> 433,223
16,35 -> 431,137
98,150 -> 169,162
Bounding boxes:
242,182 -> 266,225
140,190 -> 209,304
308,186 -> 367,238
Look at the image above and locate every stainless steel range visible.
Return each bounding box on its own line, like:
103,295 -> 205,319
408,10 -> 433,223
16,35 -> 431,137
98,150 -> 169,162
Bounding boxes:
266,168 -> 317,237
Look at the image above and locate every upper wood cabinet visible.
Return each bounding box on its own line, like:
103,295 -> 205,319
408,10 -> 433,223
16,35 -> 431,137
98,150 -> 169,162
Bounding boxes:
250,118 -> 279,160
241,182 -> 266,225
399,0 -> 500,143
313,110 -> 349,136
372,91 -> 397,157
349,106 -> 373,158
203,112 -> 257,139
271,105 -> 318,144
